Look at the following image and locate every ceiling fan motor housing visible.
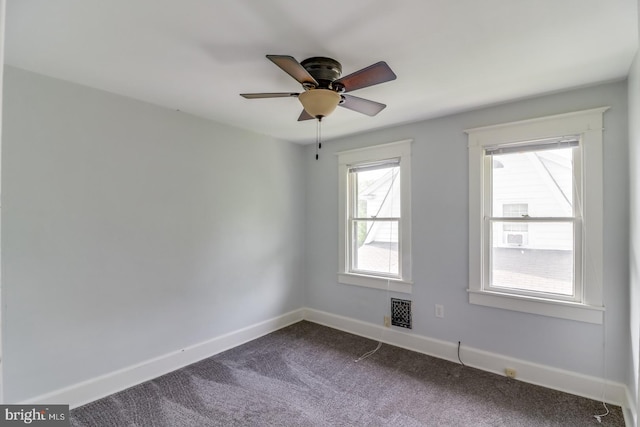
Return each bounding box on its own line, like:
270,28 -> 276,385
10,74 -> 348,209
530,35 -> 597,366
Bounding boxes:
301,57 -> 342,88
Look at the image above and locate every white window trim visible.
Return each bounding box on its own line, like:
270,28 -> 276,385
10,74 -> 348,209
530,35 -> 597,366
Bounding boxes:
466,107 -> 608,324
337,140 -> 413,294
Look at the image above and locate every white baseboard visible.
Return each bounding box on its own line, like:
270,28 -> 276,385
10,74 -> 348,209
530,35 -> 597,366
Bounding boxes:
303,308 -> 629,410
22,309 -> 305,409
623,389 -> 637,427
623,405 -> 636,427
20,305 -> 635,425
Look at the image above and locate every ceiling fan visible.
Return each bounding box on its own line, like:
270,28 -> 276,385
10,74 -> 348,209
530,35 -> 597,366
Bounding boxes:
240,55 -> 397,121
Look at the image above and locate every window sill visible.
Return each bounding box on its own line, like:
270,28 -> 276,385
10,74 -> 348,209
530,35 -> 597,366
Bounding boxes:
467,289 -> 603,324
339,273 -> 412,294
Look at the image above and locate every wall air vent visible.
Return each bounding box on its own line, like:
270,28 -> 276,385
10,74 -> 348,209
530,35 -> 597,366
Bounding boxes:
391,298 -> 412,329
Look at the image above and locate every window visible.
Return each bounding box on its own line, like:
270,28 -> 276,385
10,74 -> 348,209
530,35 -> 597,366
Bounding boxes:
338,140 -> 412,293
490,142 -> 577,298
467,108 -> 607,323
349,159 -> 401,276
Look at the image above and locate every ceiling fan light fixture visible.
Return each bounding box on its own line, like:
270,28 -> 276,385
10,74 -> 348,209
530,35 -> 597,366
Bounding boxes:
298,89 -> 341,118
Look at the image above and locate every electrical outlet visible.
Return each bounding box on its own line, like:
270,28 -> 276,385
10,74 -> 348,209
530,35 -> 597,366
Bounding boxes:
505,368 -> 517,379
435,304 -> 444,318
384,316 -> 391,327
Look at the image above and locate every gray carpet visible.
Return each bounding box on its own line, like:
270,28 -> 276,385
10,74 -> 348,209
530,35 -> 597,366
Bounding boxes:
70,321 -> 625,426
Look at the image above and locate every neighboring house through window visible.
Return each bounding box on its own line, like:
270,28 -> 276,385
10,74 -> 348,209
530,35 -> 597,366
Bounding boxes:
338,140 -> 412,293
467,108 -> 607,323
502,203 -> 529,243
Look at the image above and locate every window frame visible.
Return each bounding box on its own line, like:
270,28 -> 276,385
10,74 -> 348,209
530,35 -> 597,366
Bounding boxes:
466,108 -> 608,324
337,140 -> 412,293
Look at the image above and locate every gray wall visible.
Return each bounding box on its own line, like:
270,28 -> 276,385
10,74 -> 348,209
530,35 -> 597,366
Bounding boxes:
1,64 -> 633,404
1,66 -> 306,402
305,81 -> 630,383
628,16 -> 640,423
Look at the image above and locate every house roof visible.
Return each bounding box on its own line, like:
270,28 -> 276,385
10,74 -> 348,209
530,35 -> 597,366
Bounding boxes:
4,0 -> 638,144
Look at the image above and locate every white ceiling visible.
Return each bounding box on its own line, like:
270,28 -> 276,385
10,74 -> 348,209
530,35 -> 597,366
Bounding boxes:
5,0 -> 638,144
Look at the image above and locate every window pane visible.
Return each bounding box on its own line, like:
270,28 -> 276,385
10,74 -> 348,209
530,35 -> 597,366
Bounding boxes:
352,220 -> 399,276
503,204 -> 529,232
492,148 -> 573,217
490,221 -> 574,296
354,166 -> 400,218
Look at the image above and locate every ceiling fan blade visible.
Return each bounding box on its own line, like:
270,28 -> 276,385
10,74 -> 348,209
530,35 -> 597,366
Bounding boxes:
339,94 -> 386,116
240,92 -> 299,99
334,61 -> 397,92
297,109 -> 315,121
267,55 -> 319,86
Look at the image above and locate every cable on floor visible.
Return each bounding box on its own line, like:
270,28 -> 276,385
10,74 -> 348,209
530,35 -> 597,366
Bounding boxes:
354,341 -> 382,362
457,341 -> 466,367
593,401 -> 609,423
354,279 -> 391,363
571,170 -> 610,423
592,303 -> 609,423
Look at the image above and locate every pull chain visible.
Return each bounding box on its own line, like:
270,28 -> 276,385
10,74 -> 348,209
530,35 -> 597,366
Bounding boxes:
315,117 -> 323,160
